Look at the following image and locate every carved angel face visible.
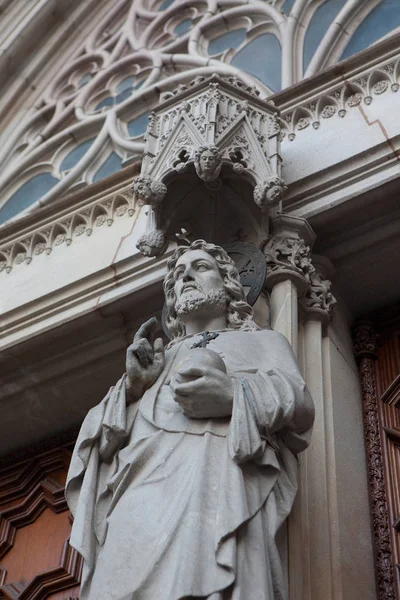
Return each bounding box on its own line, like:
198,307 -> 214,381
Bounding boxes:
199,150 -> 218,175
133,177 -> 152,201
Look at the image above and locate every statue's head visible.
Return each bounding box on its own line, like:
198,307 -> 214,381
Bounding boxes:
194,145 -> 222,182
164,240 -> 258,341
132,175 -> 167,205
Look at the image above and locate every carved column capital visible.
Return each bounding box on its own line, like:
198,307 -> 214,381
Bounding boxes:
264,216 -> 336,322
263,215 -> 316,294
301,257 -> 337,323
353,320 -> 379,361
263,235 -> 314,293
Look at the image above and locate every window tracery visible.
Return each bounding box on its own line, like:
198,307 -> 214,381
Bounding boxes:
0,0 -> 398,225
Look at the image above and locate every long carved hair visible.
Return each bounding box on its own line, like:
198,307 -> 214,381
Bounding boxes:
164,240 -> 259,341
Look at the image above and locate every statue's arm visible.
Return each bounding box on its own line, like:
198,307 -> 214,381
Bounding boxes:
228,330 -> 314,462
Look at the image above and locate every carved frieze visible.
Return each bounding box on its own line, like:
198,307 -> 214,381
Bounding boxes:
0,189 -> 135,274
353,321 -> 396,600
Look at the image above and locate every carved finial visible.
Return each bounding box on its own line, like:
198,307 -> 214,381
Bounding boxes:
132,175 -> 167,206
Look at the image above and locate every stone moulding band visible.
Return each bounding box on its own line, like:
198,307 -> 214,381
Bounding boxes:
0,186 -> 135,274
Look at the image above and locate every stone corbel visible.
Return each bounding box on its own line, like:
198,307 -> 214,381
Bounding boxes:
253,176 -> 288,211
132,175 -> 167,207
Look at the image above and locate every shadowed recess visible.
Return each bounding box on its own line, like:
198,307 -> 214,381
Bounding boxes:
128,112 -> 150,137
208,29 -> 247,55
231,33 -> 282,92
303,0 -> 347,73
341,0 -> 400,60
61,138 -> 95,172
93,152 -> 122,182
0,173 -> 59,224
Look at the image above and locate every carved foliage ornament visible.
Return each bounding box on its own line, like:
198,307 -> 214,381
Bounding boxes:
353,321 -> 396,600
263,236 -> 314,281
303,270 -> 337,316
263,235 -> 336,318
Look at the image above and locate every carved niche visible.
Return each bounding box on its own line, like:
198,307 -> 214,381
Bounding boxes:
133,74 -> 286,257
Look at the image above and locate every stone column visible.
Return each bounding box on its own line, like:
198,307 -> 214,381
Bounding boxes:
264,218 -> 337,600
298,265 -> 337,600
263,215 -> 315,353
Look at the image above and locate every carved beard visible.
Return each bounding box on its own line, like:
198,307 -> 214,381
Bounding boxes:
175,289 -> 228,317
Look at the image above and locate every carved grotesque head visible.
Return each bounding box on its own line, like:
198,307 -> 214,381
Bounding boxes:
163,240 -> 258,341
194,146 -> 222,182
136,230 -> 168,257
253,177 -> 287,210
132,175 -> 167,205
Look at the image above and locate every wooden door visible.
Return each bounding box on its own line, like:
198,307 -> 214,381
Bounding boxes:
0,440 -> 81,600
354,307 -> 400,600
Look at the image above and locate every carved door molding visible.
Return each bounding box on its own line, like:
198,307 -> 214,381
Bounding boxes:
0,439 -> 82,600
354,307 -> 400,600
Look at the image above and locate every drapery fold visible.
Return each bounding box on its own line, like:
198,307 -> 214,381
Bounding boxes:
66,329 -> 314,600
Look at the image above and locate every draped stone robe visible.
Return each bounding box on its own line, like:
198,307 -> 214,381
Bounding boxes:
66,328 -> 314,600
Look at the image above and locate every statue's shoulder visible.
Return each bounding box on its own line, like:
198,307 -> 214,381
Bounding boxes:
224,327 -> 290,350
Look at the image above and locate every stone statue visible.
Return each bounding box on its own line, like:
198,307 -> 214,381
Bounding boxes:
66,239 -> 314,600
194,145 -> 222,182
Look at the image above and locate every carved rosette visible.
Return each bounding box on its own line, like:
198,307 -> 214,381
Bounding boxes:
353,321 -> 396,600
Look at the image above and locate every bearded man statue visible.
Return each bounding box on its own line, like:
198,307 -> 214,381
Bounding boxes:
66,239 -> 314,600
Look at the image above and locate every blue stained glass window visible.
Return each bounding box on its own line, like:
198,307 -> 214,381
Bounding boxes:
116,76 -> 137,94
303,0 -> 347,72
341,0 -> 400,60
94,96 -> 114,111
282,0 -> 296,15
159,0 -> 174,9
78,73 -> 92,88
174,19 -> 192,36
0,173 -> 59,224
231,34 -> 282,92
115,88 -> 134,104
128,112 -> 150,137
61,138 -> 95,172
93,152 -> 122,182
208,29 -> 247,55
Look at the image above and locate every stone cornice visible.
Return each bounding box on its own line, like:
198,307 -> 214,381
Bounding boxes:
0,165 -> 139,273
273,32 -> 400,114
